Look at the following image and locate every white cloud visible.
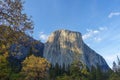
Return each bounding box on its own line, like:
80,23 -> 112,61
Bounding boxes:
39,32 -> 49,42
94,37 -> 102,42
82,27 -> 107,42
82,29 -> 100,40
108,12 -> 120,18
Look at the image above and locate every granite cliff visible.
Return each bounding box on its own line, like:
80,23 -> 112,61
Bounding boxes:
43,30 -> 109,71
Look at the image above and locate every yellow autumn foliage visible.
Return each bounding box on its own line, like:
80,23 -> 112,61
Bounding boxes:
21,55 -> 50,80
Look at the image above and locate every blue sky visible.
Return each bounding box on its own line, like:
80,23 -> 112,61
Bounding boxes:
24,0 -> 120,68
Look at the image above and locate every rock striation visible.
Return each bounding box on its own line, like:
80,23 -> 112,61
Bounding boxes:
43,29 -> 109,71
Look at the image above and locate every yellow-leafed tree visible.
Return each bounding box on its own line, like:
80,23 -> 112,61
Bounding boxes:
21,55 -> 50,80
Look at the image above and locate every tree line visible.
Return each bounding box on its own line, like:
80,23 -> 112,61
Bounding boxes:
1,51 -> 120,80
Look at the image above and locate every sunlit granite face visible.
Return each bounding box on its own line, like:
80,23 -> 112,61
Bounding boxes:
43,29 -> 110,71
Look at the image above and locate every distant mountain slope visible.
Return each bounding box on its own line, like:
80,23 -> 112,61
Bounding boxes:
9,36 -> 44,71
10,36 -> 44,60
43,30 -> 110,71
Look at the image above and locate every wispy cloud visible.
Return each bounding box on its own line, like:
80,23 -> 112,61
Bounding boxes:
108,12 -> 120,18
99,27 -> 107,31
39,32 -> 49,42
94,37 -> 102,42
82,29 -> 99,40
82,27 -> 107,42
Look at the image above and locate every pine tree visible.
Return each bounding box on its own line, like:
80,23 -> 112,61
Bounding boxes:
96,65 -> 103,80
109,56 -> 120,80
117,56 -> 120,73
90,66 -> 96,80
113,61 -> 117,72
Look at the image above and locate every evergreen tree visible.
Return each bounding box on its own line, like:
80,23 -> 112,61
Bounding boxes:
96,65 -> 103,80
112,61 -> 117,72
109,56 -> 120,80
70,60 -> 90,80
89,66 -> 96,80
117,56 -> 120,73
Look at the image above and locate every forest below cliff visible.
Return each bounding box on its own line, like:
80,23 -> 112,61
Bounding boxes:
0,0 -> 120,80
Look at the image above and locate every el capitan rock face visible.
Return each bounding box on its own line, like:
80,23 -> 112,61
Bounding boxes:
43,30 -> 110,71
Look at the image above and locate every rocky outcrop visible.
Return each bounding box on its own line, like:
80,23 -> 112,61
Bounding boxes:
10,37 -> 44,60
43,30 -> 110,71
